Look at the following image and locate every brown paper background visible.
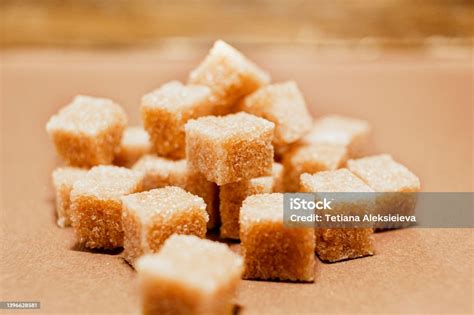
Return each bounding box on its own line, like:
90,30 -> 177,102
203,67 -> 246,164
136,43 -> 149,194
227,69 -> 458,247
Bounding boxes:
0,47 -> 472,314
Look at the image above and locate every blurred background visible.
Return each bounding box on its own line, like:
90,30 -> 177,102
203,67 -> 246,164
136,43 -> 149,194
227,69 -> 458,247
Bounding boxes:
1,0 -> 472,55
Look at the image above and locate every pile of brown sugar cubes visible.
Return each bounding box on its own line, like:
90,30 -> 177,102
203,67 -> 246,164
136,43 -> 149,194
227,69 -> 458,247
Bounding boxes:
46,40 -> 420,315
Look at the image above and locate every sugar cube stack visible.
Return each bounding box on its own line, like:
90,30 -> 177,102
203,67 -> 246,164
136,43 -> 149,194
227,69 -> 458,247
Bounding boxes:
141,81 -> 213,159
240,193 -> 315,281
132,155 -> 219,229
347,154 -> 420,228
185,112 -> 275,185
136,234 -> 242,315
44,39 -> 424,311
70,165 -> 143,249
300,115 -> 372,158
283,142 -> 348,192
46,95 -> 127,167
52,167 -> 88,228
114,126 -> 151,167
189,40 -> 270,115
121,187 -> 208,264
238,81 -> 313,152
219,163 -> 283,239
300,169 -> 376,262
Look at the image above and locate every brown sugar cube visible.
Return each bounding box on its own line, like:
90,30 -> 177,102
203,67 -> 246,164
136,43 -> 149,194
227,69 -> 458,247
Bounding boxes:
114,126 -> 151,167
141,81 -> 213,159
283,143 -> 348,192
185,112 -> 275,185
313,228 -> 374,263
70,165 -> 143,249
189,40 -> 270,115
219,163 -> 283,239
46,95 -> 127,167
132,155 -> 219,229
220,173 -> 273,240
136,234 -> 243,315
347,154 -> 420,193
185,169 -> 220,229
300,169 -> 376,262
240,193 -> 315,281
271,162 -> 285,193
52,167 -> 88,228
238,81 -> 313,151
132,155 -> 188,190
347,154 -> 421,228
301,115 -> 372,158
121,187 -> 208,265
